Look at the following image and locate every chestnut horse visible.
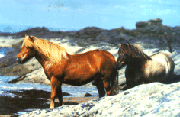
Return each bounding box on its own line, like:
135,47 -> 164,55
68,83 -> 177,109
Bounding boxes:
17,35 -> 118,109
117,36 -> 175,89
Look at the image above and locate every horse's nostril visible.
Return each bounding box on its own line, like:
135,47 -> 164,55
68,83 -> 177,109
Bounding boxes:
17,57 -> 22,63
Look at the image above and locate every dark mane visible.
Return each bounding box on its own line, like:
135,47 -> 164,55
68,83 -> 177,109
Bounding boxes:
118,43 -> 152,60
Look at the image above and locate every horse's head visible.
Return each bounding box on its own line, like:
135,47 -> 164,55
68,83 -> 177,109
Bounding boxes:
116,42 -> 152,69
116,54 -> 129,69
116,43 -> 130,69
17,35 -> 36,63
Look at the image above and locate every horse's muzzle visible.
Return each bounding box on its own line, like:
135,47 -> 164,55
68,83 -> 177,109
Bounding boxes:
17,57 -> 23,63
115,60 -> 126,70
116,64 -> 123,70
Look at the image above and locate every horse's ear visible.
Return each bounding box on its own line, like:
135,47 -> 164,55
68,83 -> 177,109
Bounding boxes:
24,34 -> 28,38
28,35 -> 35,42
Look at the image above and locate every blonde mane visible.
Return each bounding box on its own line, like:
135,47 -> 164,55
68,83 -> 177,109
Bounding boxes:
23,35 -> 68,62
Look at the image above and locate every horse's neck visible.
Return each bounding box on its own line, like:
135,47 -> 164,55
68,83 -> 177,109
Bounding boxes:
130,50 -> 151,60
31,39 -> 51,67
33,39 -> 68,67
127,57 -> 146,69
34,46 -> 49,67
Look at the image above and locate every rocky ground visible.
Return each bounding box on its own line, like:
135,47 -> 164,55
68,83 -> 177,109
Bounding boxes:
1,18 -> 180,116
20,82 -> 180,117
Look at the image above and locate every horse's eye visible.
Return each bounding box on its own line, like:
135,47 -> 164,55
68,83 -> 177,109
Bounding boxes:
119,54 -> 124,58
118,51 -> 123,55
27,47 -> 33,50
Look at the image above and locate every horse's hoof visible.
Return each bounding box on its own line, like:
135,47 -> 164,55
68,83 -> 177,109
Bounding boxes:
50,105 -> 54,109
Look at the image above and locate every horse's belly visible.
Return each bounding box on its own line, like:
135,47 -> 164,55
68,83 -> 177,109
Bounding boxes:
145,61 -> 165,74
63,75 -> 95,86
61,71 -> 98,86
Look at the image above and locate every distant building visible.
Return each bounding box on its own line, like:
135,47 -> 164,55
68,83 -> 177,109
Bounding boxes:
136,18 -> 162,29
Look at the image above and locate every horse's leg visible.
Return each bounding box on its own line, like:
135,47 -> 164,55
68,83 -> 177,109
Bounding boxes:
110,70 -> 119,95
56,83 -> 63,105
96,79 -> 105,98
50,76 -> 60,109
103,79 -> 111,96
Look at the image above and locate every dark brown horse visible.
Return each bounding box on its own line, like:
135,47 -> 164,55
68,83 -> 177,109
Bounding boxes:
117,36 -> 175,89
17,35 -> 118,109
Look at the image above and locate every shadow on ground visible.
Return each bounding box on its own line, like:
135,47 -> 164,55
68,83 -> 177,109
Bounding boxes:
163,74 -> 180,84
119,74 -> 180,90
0,89 -> 78,116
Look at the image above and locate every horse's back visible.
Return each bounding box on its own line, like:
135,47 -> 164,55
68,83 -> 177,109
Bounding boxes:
63,50 -> 116,85
151,53 -> 175,74
72,49 -> 115,65
81,50 -> 116,72
151,53 -> 172,63
144,53 -> 175,82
